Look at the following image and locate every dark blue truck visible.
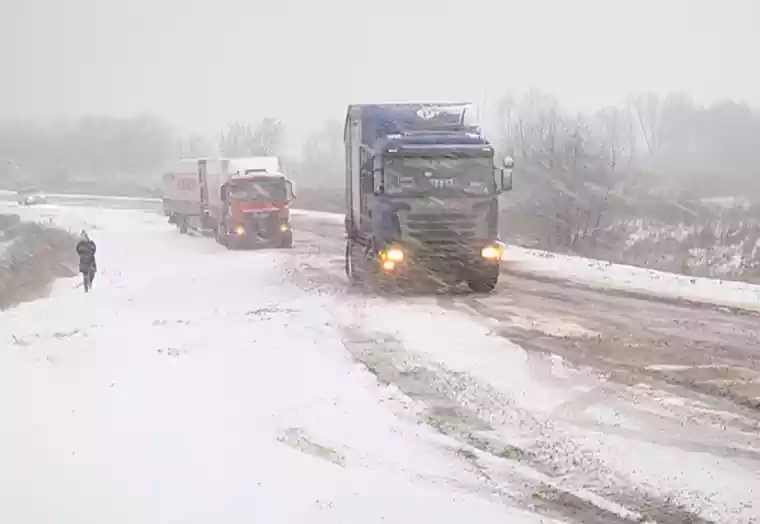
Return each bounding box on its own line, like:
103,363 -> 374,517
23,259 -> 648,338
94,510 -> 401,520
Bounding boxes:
343,102 -> 513,292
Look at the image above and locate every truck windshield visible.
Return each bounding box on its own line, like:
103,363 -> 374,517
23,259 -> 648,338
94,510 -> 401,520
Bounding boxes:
227,179 -> 286,201
383,156 -> 495,196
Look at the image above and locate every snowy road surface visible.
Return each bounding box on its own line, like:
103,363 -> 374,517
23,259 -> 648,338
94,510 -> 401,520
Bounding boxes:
1,202 -> 759,524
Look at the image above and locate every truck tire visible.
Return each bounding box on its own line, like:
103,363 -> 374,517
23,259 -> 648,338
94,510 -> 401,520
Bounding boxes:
179,217 -> 188,234
467,268 -> 499,293
215,225 -> 229,248
279,230 -> 293,248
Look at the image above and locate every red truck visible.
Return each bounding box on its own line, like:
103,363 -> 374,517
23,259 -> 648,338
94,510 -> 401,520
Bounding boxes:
162,156 -> 295,249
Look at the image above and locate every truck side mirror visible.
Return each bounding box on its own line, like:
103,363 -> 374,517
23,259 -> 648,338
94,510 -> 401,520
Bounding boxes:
502,169 -> 513,191
496,156 -> 514,193
494,168 -> 513,193
287,180 -> 296,200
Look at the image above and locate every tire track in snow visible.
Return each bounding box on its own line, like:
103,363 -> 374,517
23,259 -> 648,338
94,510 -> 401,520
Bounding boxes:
438,293 -> 760,463
284,225 -> 743,524
336,323 -> 710,524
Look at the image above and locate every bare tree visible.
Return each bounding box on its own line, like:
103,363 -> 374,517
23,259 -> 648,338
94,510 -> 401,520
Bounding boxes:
493,89 -> 631,253
253,118 -> 284,156
219,122 -> 256,157
495,88 -> 563,168
593,106 -> 637,172
219,118 -> 284,157
299,119 -> 343,186
627,93 -> 662,155
495,94 -> 519,157
180,134 -> 213,158
0,115 -> 176,192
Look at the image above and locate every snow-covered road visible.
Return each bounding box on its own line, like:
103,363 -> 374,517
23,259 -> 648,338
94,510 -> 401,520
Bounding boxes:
1,203 -> 758,524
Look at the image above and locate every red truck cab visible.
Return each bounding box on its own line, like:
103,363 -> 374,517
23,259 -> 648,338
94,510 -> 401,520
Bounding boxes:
217,172 -> 295,249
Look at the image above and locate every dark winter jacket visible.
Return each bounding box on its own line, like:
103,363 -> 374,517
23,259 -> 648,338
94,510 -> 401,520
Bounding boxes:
76,239 -> 97,272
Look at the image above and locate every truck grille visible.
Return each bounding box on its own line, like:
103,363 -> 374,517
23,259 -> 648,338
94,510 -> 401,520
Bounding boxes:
243,211 -> 278,234
402,212 -> 478,254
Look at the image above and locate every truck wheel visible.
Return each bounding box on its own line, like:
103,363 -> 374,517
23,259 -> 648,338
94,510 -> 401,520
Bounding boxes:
225,233 -> 240,250
216,225 -> 229,248
279,230 -> 293,248
467,269 -> 499,293
179,217 -> 188,234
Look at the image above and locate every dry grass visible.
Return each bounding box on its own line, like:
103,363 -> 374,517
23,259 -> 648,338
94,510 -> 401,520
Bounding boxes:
0,215 -> 78,309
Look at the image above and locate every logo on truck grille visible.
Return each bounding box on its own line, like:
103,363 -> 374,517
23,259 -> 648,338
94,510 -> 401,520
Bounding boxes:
430,178 -> 455,189
416,106 -> 440,120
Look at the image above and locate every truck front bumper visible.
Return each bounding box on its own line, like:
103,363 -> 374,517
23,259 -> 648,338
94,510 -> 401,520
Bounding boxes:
373,241 -> 503,281
227,221 -> 292,247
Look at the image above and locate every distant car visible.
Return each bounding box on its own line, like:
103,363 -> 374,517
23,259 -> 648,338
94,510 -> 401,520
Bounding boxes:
16,192 -> 47,206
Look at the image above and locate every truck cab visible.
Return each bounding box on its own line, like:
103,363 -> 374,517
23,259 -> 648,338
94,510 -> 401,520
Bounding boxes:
217,171 -> 295,249
344,102 -> 513,292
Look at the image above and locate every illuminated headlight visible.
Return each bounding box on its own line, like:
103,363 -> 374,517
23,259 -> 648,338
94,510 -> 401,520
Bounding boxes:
481,245 -> 501,260
279,224 -> 290,232
234,225 -> 246,236
385,247 -> 404,262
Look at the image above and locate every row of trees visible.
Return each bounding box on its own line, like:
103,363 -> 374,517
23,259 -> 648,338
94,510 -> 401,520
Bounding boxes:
0,114 -> 341,193
491,90 -> 760,278
0,116 -> 175,187
497,90 -> 760,178
2,90 -> 758,199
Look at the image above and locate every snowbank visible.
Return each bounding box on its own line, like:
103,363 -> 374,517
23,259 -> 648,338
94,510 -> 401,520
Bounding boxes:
504,246 -> 760,313
0,213 -> 78,309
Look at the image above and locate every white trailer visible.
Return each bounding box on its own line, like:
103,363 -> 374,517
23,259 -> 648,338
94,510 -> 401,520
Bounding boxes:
161,156 -> 285,235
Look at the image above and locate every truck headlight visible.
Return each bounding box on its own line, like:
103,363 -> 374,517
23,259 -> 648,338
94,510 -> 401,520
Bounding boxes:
234,225 -> 246,236
279,224 -> 290,232
385,247 -> 404,262
481,245 -> 501,260
382,260 -> 396,271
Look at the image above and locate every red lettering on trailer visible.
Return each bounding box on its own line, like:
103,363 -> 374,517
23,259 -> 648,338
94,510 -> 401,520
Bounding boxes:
177,178 -> 197,190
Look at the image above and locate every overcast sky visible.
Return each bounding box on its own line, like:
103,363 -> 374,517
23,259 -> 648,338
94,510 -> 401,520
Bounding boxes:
1,0 -> 757,146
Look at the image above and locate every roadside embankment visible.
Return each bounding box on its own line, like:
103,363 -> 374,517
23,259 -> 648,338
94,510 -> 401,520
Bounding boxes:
0,214 -> 78,309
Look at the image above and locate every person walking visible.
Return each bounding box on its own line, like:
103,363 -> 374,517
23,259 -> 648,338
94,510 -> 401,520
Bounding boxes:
75,230 -> 97,292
